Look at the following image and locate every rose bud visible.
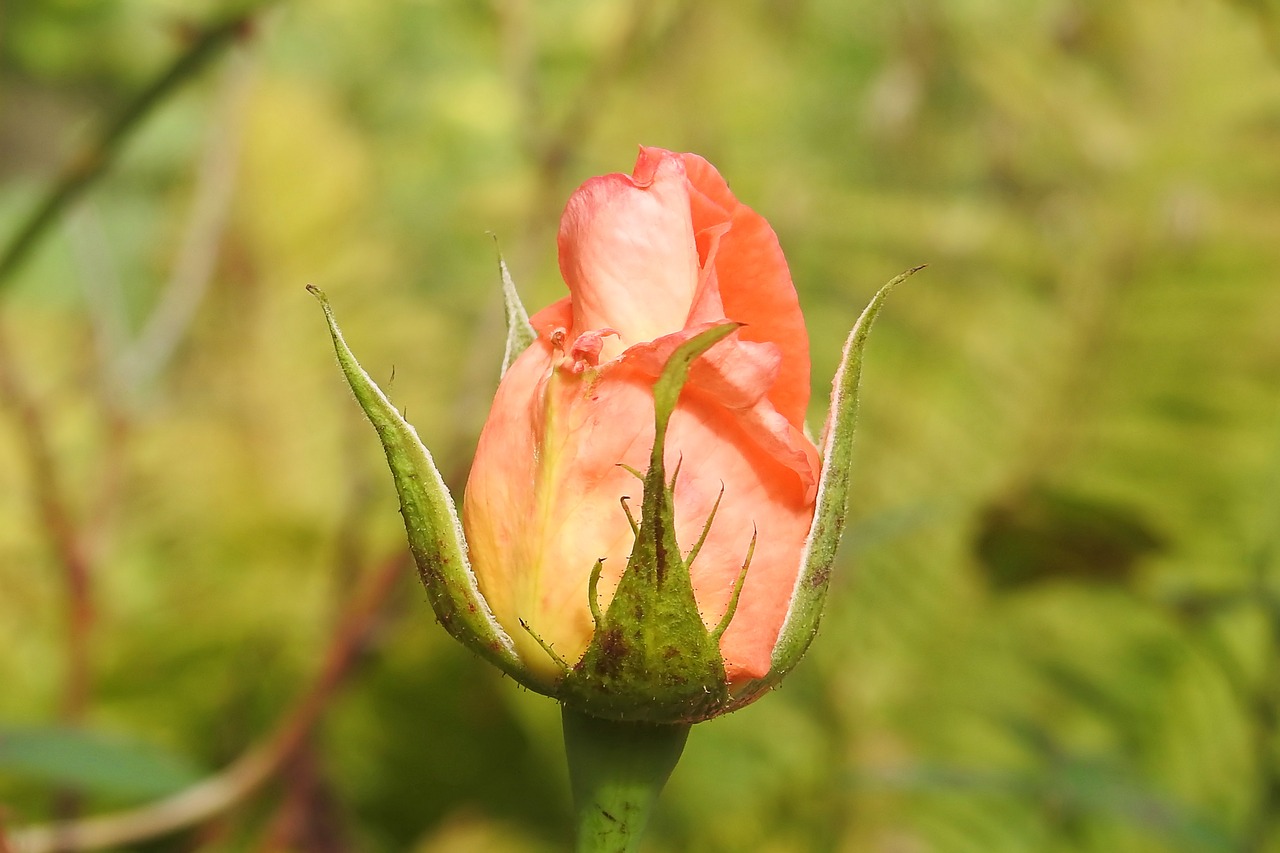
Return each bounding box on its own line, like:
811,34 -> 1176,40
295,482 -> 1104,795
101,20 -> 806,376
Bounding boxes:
310,148 -> 919,724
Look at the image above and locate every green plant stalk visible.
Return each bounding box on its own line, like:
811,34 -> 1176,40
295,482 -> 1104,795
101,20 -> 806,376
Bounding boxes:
0,3 -> 274,291
561,707 -> 690,853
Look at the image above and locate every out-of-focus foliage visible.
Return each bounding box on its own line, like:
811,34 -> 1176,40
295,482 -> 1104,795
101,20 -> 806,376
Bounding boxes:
2,0 -> 1279,850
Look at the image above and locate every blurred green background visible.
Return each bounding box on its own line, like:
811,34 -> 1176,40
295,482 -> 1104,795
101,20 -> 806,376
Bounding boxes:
2,0 -> 1280,850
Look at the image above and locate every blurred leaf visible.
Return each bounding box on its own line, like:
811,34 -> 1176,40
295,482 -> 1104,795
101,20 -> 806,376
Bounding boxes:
974,484 -> 1165,591
1159,588 -> 1254,622
843,501 -> 947,556
0,724 -> 203,798
849,761 -> 1238,852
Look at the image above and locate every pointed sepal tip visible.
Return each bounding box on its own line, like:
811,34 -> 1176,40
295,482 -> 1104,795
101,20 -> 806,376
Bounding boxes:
307,285 -> 544,691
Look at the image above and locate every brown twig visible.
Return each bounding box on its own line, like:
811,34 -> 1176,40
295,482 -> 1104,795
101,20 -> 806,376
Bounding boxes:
7,550 -> 409,853
251,747 -> 351,853
0,813 -> 15,853
0,329 -> 96,726
247,416 -> 384,853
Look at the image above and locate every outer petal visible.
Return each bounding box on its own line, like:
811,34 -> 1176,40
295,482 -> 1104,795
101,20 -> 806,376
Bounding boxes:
558,150 -> 700,356
530,295 -> 573,339
625,325 -> 820,502
469,148 -> 821,691
678,152 -> 811,429
464,341 -> 651,680
659,394 -> 814,682
465,336 -> 815,684
462,341 -> 555,678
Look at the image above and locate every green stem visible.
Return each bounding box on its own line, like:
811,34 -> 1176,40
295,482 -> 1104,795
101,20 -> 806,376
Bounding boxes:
561,706 -> 690,853
0,3 -> 275,291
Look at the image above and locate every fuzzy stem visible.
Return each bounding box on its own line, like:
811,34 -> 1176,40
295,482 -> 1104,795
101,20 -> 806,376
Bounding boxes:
561,707 -> 689,853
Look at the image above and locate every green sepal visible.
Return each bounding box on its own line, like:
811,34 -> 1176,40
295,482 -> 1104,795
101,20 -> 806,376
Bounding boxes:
729,266 -> 924,708
559,323 -> 741,723
307,286 -> 542,691
497,249 -> 536,377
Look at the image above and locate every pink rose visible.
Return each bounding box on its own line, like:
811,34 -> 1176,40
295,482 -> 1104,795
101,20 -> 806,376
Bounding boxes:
463,147 -> 821,689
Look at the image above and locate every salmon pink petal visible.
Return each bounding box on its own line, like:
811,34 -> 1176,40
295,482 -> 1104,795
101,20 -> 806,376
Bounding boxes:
529,296 -> 573,340
624,325 -> 819,500
463,340 -> 560,678
465,337 -> 816,684
659,396 -> 815,681
465,147 -> 825,701
679,153 -> 811,429
464,346 -> 654,679
685,225 -> 730,327
558,151 -> 700,354
568,328 -> 620,372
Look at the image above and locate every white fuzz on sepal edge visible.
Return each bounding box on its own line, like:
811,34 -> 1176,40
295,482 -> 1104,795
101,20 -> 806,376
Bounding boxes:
497,249 -> 537,377
308,285 -> 543,690
727,265 -> 923,708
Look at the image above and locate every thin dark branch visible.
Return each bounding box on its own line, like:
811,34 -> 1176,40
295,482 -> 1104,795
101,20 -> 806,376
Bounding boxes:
0,4 -> 272,290
8,551 -> 410,853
